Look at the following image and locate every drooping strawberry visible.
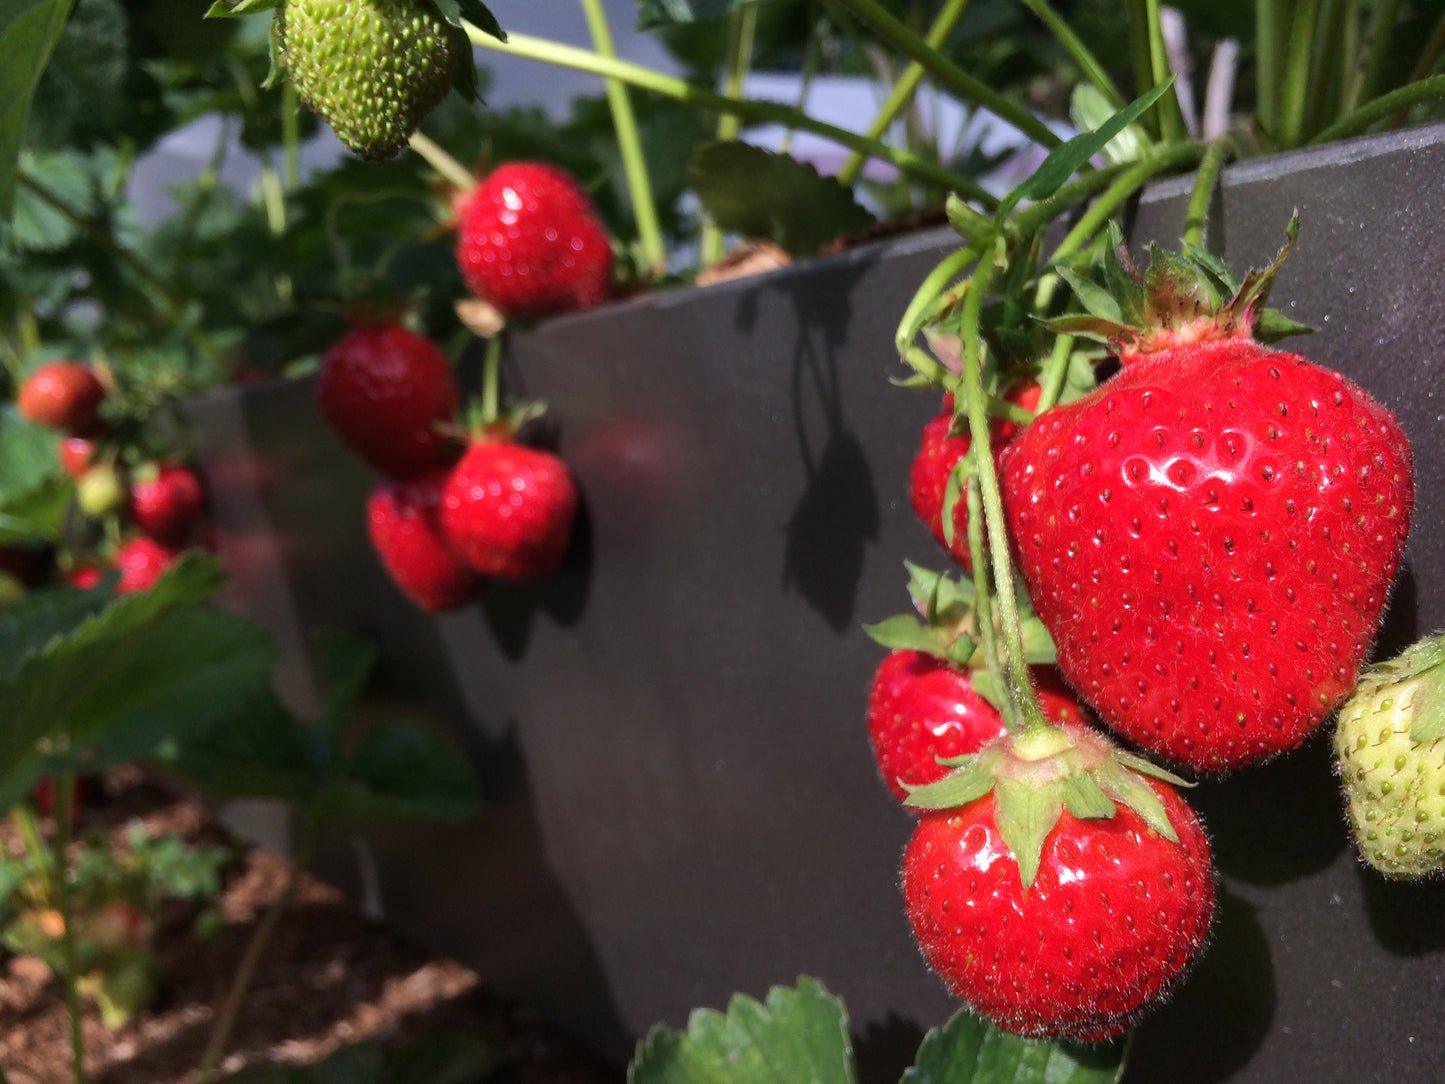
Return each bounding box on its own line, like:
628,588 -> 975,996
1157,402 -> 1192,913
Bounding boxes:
1334,633 -> 1445,878
910,383 -> 1041,569
18,361 -> 105,434
316,323 -> 461,477
273,0 -> 474,160
454,162 -> 614,321
75,464 -> 128,519
902,723 -> 1214,1041
58,436 -> 98,479
131,464 -> 205,548
863,563 -> 1082,803
114,537 -> 178,594
440,435 -> 578,580
1001,218 -> 1414,774
368,469 -> 483,612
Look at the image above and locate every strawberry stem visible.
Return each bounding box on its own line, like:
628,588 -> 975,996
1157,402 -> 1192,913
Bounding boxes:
700,0 -> 759,267
1311,74 -> 1445,143
1033,330 -> 1076,415
1183,136 -> 1233,248
836,0 -> 971,186
965,477 -> 1008,719
480,334 -> 502,428
956,258 -> 1047,732
406,130 -> 475,192
578,0 -> 666,273
463,27 -> 997,205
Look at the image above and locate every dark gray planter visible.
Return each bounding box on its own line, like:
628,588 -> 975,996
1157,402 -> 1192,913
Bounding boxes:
186,119 -> 1445,1082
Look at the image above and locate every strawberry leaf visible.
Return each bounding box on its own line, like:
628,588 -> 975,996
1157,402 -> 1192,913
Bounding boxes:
636,0 -> 742,30
315,719 -> 480,823
1061,771 -> 1116,821
1089,760 -> 1178,843
862,615 -> 945,655
433,0 -> 506,43
1253,309 -> 1315,343
627,977 -> 855,1084
994,775 -> 1064,890
902,1006 -> 1126,1083
315,628 -> 379,746
1055,266 -> 1124,325
0,0 -> 71,221
687,142 -> 874,258
904,752 -> 1001,811
969,668 -> 1008,712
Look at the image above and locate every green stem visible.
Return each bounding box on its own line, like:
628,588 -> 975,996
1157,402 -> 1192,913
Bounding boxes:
197,816 -> 319,1084
1255,0 -> 1284,139
956,260 -> 1043,730
1409,6 -> 1445,84
1127,0 -> 1159,135
1356,0 -> 1401,108
1034,331 -> 1075,415
1303,0 -> 1346,141
481,333 -> 502,426
965,477 -> 1002,697
1020,0 -> 1126,109
894,244 -> 980,353
579,0 -> 666,272
834,0 -> 1062,149
837,0 -> 972,186
283,83 -> 301,189
53,773 -> 86,1084
465,27 -> 998,205
1182,136 -> 1232,248
1310,74 -> 1445,142
407,130 -> 476,191
1143,0 -> 1188,143
700,0 -> 758,267
1279,0 -> 1321,147
780,9 -> 829,156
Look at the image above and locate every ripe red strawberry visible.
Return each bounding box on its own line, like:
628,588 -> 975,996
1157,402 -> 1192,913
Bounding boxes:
368,469 -> 483,612
867,654 -> 1083,802
910,383 -> 1040,569
902,724 -> 1214,1041
131,465 -> 205,547
114,537 -> 178,593
317,323 -> 461,477
1001,222 -> 1413,773
18,361 -> 105,434
58,436 -> 97,479
67,565 -> 105,589
454,162 -> 614,320
440,437 -> 578,580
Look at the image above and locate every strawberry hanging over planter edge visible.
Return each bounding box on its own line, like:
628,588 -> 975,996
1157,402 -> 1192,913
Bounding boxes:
1000,215 -> 1415,775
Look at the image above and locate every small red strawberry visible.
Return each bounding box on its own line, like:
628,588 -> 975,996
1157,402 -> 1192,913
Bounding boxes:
58,436 -> 98,479
368,469 -> 484,612
67,565 -> 105,589
902,724 -> 1214,1041
131,464 -> 205,548
114,537 -> 178,593
454,162 -> 614,321
1001,219 -> 1414,773
440,436 -> 578,580
18,361 -> 105,434
316,323 -> 461,477
910,382 -> 1041,569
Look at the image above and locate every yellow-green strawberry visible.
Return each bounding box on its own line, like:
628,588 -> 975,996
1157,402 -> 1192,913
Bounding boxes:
1334,633 -> 1445,878
273,0 -> 472,160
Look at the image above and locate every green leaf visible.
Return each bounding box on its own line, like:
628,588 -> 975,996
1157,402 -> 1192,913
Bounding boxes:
627,976 -> 855,1084
0,0 -> 72,220
903,1006 -> 1127,1083
1089,761 -> 1179,843
688,142 -> 874,258
862,614 -> 942,655
315,720 -> 479,824
1253,310 -> 1315,343
0,405 -> 64,506
1018,617 -> 1057,665
203,0 -> 280,15
993,775 -> 1064,890
1069,84 -> 1148,167
0,581 -> 111,681
314,628 -> 378,746
1002,79 -> 1175,214
904,752 -> 1000,812
432,0 -> 505,43
636,0 -> 743,30
1061,772 -> 1116,821
1056,266 -> 1123,325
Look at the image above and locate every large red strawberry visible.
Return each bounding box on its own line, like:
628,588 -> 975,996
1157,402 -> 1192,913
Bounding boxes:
18,361 -> 105,434
1001,221 -> 1413,774
440,436 -> 578,580
910,383 -> 1041,569
454,162 -> 614,321
368,469 -> 483,612
114,537 -> 178,593
902,723 -> 1214,1041
316,323 -> 461,477
131,465 -> 205,547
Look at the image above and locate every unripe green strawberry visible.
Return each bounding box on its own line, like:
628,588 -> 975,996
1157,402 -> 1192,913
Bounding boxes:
273,0 -> 471,160
1334,634 -> 1445,878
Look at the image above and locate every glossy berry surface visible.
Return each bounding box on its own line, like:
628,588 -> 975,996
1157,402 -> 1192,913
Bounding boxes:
902,777 -> 1214,1041
440,439 -> 577,580
316,323 -> 460,477
368,469 -> 483,612
455,162 -> 613,320
18,362 -> 105,434
115,537 -> 177,594
131,466 -> 205,547
1002,339 -> 1413,773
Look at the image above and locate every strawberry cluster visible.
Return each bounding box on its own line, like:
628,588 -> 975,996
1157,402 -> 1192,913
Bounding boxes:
872,219 -> 1415,1043
17,361 -> 209,593
316,321 -> 578,613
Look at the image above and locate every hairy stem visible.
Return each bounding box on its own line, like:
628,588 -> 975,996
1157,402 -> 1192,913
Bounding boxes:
837,0 -> 972,186
407,130 -> 475,191
1183,136 -> 1232,248
966,477 -> 1003,701
1034,330 -> 1076,415
580,0 -> 666,271
466,26 -> 996,203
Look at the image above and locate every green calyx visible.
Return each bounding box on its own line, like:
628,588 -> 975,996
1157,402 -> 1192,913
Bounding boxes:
905,724 -> 1190,890
862,562 -> 1055,674
1050,211 -> 1313,360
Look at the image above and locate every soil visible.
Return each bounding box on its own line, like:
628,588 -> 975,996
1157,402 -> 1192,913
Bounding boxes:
0,769 -> 623,1084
